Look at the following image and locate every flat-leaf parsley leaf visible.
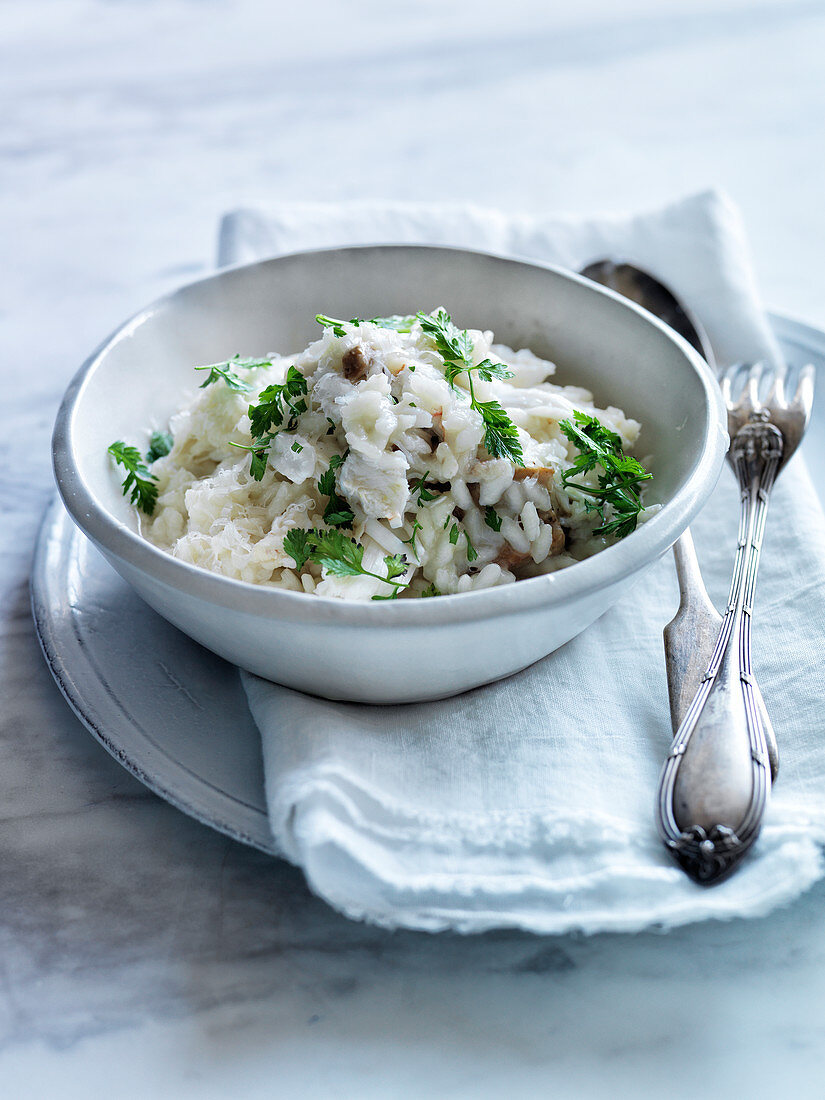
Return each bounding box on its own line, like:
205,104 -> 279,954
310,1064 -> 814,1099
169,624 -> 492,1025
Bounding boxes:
228,437 -> 272,481
233,366 -> 310,480
248,365 -> 308,438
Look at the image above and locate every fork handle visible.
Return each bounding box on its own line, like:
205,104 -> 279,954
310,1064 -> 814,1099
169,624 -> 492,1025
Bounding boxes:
656,416 -> 783,883
664,531 -> 779,780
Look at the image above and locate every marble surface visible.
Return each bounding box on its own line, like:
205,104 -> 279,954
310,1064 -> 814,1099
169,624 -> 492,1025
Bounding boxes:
4,0 -> 825,1095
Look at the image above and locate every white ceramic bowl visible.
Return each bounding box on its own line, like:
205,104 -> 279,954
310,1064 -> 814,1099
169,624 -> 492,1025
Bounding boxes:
53,245 -> 726,703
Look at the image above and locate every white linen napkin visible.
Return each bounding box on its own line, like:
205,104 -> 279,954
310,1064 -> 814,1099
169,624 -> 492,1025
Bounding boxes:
224,192 -> 825,933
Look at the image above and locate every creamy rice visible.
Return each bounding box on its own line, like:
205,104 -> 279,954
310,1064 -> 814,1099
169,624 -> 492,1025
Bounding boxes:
141,313 -> 652,599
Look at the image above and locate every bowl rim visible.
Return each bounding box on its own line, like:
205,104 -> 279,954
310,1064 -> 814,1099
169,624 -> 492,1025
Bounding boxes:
52,242 -> 727,627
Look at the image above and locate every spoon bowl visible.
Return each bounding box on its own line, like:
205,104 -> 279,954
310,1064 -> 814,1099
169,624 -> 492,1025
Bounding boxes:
580,260 -> 716,368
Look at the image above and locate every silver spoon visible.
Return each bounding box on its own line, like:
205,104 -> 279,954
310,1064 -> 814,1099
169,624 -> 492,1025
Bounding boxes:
578,260 -> 778,781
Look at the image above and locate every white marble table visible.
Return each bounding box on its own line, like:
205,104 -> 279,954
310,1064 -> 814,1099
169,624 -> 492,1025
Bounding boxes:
4,1 -> 825,1095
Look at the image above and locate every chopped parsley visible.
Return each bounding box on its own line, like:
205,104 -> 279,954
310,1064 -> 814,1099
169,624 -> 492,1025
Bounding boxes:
318,454 -> 354,529
283,528 -> 409,599
484,506 -> 502,532
107,441 -> 159,515
410,471 -> 439,506
421,582 -> 441,598
403,520 -> 423,560
447,520 -> 477,561
145,430 -> 173,463
559,411 -> 652,539
416,309 -> 524,466
291,441 -> 303,453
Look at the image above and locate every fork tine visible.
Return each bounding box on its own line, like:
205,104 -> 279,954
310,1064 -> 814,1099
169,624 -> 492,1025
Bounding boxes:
792,362 -> 816,425
766,361 -> 789,406
721,362 -> 744,406
746,361 -> 765,412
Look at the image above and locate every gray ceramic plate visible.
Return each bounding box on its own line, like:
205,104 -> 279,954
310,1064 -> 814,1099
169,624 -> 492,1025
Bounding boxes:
32,313 -> 825,857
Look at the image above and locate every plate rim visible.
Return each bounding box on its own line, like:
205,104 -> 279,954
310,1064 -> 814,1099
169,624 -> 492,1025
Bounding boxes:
30,503 -> 278,854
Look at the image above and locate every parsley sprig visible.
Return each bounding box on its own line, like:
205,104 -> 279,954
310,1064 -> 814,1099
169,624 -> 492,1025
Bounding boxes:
559,411 -> 652,539
248,366 -> 308,438
108,441 -> 159,515
195,354 -> 271,392
283,528 -> 409,599
230,366 -> 310,481
316,314 -> 416,337
228,437 -> 271,481
416,310 -> 524,467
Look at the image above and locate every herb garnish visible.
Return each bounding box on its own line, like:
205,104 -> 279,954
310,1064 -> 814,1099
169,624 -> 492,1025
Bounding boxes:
146,430 -> 173,463
194,353 -> 270,392
228,438 -> 272,481
316,314 -> 416,337
421,582 -> 441,598
559,411 -> 652,539
108,441 -> 159,515
248,366 -> 308,438
283,528 -> 409,600
484,506 -> 502,532
416,310 -> 524,466
410,471 -> 439,506
232,366 -> 310,481
318,454 -> 354,529
448,520 -> 477,561
404,520 -> 423,559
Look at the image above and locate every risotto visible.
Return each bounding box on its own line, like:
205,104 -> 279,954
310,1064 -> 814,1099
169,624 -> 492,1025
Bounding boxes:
112,310 -> 654,600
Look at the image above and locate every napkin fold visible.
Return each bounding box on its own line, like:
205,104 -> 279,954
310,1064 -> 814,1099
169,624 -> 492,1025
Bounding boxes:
223,192 -> 825,933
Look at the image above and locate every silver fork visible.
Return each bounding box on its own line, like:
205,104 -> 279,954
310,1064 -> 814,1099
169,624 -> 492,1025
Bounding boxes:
656,359 -> 815,884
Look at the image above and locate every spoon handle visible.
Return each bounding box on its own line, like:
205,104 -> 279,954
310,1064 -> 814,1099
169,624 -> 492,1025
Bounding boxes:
656,419 -> 782,883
